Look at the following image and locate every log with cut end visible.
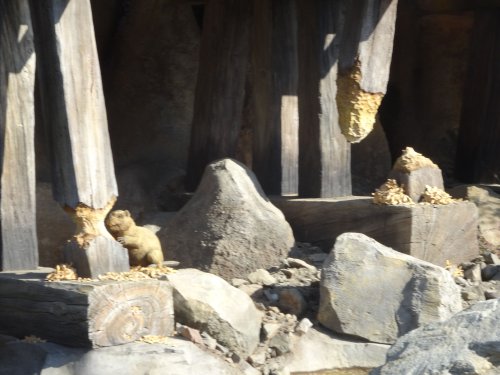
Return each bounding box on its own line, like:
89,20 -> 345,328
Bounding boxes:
0,270 -> 174,347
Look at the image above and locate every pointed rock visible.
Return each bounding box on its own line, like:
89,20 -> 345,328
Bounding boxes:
159,158 -> 295,280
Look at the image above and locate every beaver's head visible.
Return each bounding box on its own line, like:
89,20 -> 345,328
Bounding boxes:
105,210 -> 134,234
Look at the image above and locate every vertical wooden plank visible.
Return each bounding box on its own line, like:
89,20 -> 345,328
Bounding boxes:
297,0 -> 351,197
252,0 -> 299,195
185,0 -> 252,191
31,0 -> 128,277
0,0 -> 38,270
31,0 -> 118,209
456,11 -> 500,183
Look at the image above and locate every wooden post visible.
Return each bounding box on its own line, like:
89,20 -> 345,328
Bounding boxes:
456,11 -> 500,183
0,0 -> 38,270
297,0 -> 398,198
251,0 -> 299,195
297,0 -> 351,197
30,0 -> 128,277
185,0 -> 252,191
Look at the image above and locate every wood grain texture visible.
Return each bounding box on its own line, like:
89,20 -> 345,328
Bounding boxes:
31,0 -> 118,209
0,270 -> 174,348
185,0 -> 251,191
456,11 -> 500,183
251,0 -> 299,195
272,197 -> 479,266
0,0 -> 38,270
297,0 -> 351,197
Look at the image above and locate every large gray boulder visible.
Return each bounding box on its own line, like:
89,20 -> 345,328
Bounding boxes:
373,299 -> 500,375
159,158 -> 295,280
318,233 -> 462,344
165,268 -> 262,357
0,338 -> 241,375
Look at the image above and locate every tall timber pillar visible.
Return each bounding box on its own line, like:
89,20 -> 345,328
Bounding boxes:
297,0 -> 397,197
185,0 -> 252,191
0,0 -> 38,270
31,0 -> 129,277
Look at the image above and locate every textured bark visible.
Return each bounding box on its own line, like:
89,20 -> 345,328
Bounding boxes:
251,0 -> 299,195
456,11 -> 500,183
0,0 -> 38,270
186,0 -> 251,191
297,0 -> 351,197
0,270 -> 174,348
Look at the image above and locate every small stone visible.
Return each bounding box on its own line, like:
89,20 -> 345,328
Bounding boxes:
268,333 -> 292,356
231,352 -> 241,363
263,323 -> 281,340
248,348 -> 267,366
278,288 -> 307,316
464,264 -> 482,282
286,258 -> 317,271
216,343 -> 230,355
177,325 -> 204,345
268,306 -> 280,314
232,278 -> 249,287
461,285 -> 486,302
201,331 -> 217,350
485,290 -> 500,299
295,318 -> 313,336
239,360 -> 262,375
307,253 -> 328,264
485,253 -> 500,265
481,265 -> 499,281
281,269 -> 294,278
248,269 -> 277,286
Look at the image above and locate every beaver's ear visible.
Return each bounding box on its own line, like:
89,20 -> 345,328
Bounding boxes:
124,210 -> 131,216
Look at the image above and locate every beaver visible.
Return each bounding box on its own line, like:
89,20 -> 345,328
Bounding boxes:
105,210 -> 164,267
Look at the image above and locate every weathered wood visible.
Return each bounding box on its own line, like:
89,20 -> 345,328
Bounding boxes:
251,0 -> 299,195
456,11 -> 500,183
185,0 -> 251,191
0,270 -> 174,347
30,0 -> 128,275
297,0 -> 351,198
31,0 -> 118,209
272,197 -> 479,266
336,0 -> 398,143
0,0 -> 38,270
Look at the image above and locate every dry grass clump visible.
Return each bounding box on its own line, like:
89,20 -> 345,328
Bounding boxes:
420,186 -> 457,205
393,147 -> 438,172
22,335 -> 46,344
445,260 -> 464,278
46,264 -> 176,282
372,179 -> 414,205
137,335 -> 172,345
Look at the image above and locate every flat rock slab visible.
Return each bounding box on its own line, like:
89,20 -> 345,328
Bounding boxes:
0,269 -> 174,348
0,338 -> 241,375
373,299 -> 500,375
272,197 -> 479,266
286,327 -> 389,373
318,233 -> 463,344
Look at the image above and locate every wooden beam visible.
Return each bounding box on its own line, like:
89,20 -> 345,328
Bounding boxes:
456,11 -> 500,183
251,0 -> 299,195
297,0 -> 351,197
0,270 -> 174,347
0,0 -> 38,270
185,0 -> 251,191
30,0 -> 128,277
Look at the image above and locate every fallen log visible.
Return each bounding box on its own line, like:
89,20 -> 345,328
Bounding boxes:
0,269 -> 174,348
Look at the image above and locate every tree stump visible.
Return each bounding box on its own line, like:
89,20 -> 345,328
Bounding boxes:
0,270 -> 174,347
0,0 -> 38,270
30,0 -> 128,277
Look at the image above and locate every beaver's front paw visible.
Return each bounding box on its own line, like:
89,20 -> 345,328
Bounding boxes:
117,237 -> 126,245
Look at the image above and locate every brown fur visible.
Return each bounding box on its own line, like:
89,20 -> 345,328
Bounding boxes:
105,210 -> 164,267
